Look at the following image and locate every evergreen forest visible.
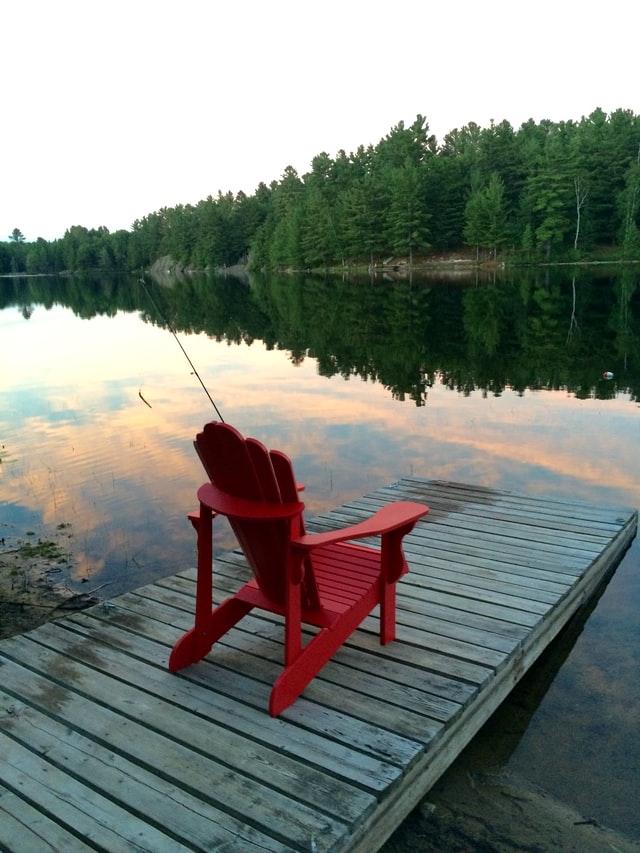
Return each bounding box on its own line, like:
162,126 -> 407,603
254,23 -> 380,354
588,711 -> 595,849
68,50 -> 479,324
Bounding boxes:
3,109 -> 640,275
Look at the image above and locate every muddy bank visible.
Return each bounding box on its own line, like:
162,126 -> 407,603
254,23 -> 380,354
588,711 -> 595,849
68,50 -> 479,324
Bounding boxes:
0,523 -> 102,639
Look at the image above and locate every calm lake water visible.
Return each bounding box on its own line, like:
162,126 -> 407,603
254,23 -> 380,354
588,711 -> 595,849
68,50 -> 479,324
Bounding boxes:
1,269 -> 639,837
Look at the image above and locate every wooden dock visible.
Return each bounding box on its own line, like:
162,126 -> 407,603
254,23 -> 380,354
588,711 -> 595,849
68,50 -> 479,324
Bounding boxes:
0,478 -> 636,852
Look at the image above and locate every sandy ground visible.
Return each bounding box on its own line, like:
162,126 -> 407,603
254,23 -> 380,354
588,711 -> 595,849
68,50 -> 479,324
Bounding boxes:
382,758 -> 640,853
2,526 -> 639,853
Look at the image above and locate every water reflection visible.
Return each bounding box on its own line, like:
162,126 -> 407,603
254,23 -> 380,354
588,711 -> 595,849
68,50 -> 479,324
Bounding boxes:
1,269 -> 639,836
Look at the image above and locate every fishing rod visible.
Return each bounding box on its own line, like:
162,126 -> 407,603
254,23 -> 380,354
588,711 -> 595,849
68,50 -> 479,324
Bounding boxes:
138,277 -> 225,422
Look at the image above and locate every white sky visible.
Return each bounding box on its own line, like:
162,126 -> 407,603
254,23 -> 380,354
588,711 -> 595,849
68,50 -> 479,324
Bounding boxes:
3,0 -> 638,242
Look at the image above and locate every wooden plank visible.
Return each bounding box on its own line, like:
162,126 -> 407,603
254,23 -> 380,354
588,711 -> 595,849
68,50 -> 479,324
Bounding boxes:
146,575 -> 496,687
0,692 -> 292,852
14,619 -> 412,794
321,507 -> 605,562
0,734 -> 193,853
338,480 -> 624,530
0,477 -> 635,853
0,783 -> 95,853
0,637 -> 371,826
405,510 -> 605,548
165,560 -> 532,645
404,555 -> 569,602
168,564 -> 544,632
342,479 -> 627,541
0,650 -> 351,852
392,478 -> 633,521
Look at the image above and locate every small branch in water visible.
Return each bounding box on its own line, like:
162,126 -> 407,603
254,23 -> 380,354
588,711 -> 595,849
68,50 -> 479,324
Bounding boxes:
138,389 -> 152,408
82,581 -> 113,596
53,581 -> 114,612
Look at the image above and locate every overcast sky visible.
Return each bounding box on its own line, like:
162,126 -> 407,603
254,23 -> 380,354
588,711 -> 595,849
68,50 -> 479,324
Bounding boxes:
3,0 -> 638,242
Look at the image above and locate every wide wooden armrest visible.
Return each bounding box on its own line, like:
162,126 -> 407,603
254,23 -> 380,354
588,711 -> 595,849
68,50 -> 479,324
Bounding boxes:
291,501 -> 428,552
197,482 -> 305,520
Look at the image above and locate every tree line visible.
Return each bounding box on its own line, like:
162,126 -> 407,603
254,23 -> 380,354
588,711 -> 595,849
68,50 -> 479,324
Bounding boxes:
3,108 -> 640,275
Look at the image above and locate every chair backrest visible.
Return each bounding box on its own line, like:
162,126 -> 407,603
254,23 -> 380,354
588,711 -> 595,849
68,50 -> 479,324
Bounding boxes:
194,422 -> 310,606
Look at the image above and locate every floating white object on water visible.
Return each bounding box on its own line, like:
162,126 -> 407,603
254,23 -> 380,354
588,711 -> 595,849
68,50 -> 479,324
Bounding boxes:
603,371 -> 614,380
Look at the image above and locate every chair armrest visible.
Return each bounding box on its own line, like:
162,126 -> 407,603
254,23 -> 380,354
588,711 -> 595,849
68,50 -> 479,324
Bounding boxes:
291,501 -> 428,552
197,482 -> 305,520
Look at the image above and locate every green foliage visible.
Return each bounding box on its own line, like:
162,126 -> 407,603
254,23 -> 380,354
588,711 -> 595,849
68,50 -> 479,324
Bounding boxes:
463,173 -> 508,257
617,152 -> 640,256
384,158 -> 431,261
3,110 -> 640,274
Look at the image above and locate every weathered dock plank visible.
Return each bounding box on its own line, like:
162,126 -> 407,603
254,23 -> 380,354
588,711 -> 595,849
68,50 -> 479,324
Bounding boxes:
0,477 -> 636,852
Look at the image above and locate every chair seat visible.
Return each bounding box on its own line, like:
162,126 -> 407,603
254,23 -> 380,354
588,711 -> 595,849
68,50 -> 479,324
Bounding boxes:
235,541 -> 388,628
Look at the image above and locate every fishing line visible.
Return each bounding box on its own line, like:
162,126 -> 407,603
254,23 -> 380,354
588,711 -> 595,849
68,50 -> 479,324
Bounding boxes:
138,277 -> 225,422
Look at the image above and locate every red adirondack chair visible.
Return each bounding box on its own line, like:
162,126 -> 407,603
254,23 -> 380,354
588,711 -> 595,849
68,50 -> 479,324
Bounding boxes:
169,422 -> 429,715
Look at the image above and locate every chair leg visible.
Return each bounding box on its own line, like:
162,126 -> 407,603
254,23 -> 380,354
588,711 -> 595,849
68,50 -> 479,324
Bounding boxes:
169,596 -> 253,671
284,568 -> 302,666
269,593 -> 376,715
379,580 -> 397,645
169,500 -> 253,672
379,529 -> 406,644
269,634 -> 339,716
